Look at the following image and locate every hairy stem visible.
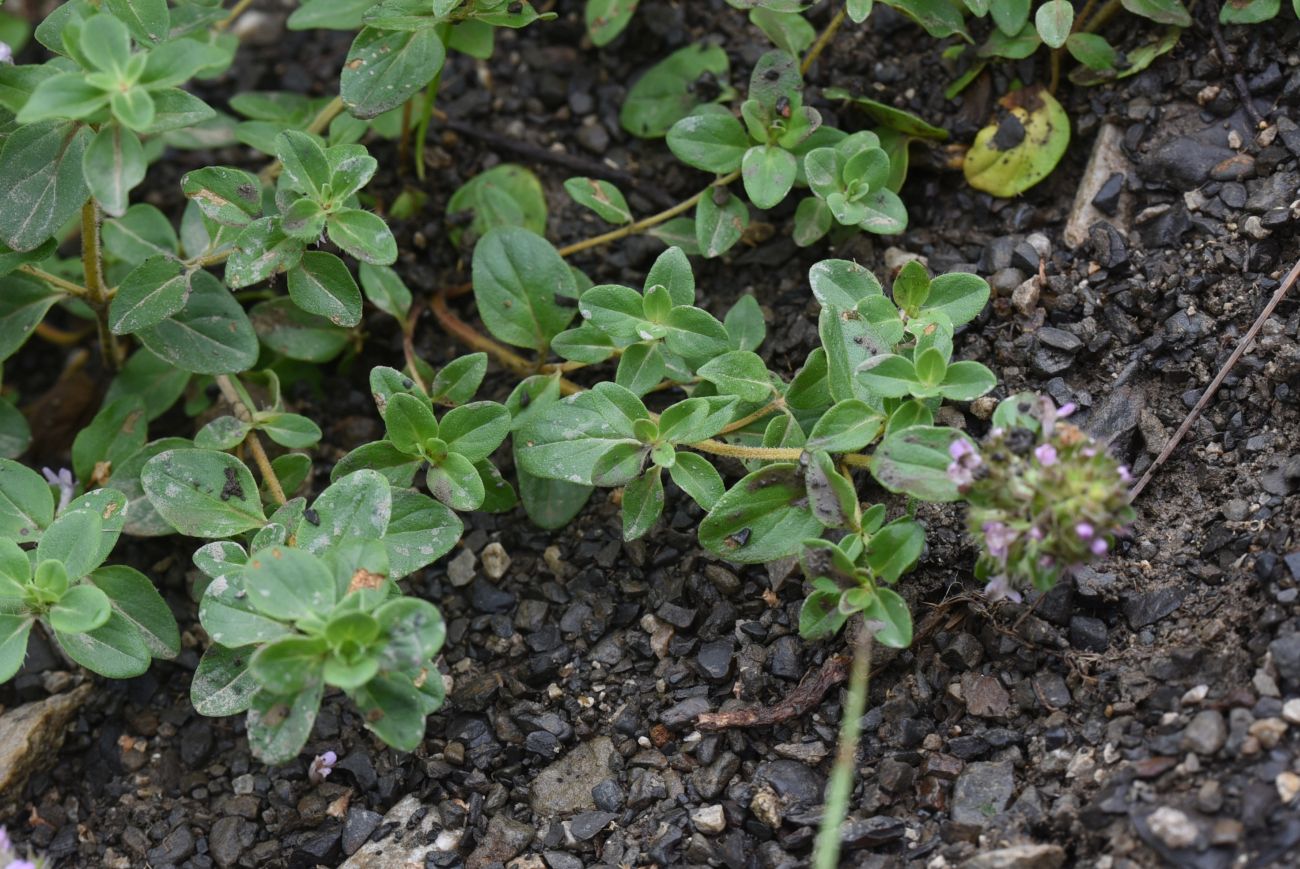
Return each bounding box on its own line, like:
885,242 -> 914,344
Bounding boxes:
716,398 -> 785,435
801,5 -> 849,76
813,626 -> 873,869
214,375 -> 288,506
81,201 -> 121,370
18,265 -> 95,299
557,171 -> 740,258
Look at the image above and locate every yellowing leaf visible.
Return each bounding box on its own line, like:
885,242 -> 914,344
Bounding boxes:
963,85 -> 1069,197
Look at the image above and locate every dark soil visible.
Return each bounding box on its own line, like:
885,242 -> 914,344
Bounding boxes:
5,1 -> 1300,867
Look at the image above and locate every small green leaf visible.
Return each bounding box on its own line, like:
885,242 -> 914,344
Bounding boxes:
799,588 -> 849,639
620,43 -> 733,138
809,260 -> 884,309
326,208 -> 397,265
807,399 -> 884,452
341,26 -> 446,119
446,164 -> 547,248
250,298 -> 350,362
71,396 -> 147,486
857,354 -> 917,398
195,415 -> 251,451
666,110 -> 748,174
384,489 -> 462,579
472,227 -> 576,352
247,680 -> 323,764
181,166 -> 262,227
274,130 -> 331,200
1120,0 -> 1191,25
644,246 -> 696,307
564,176 -> 633,225
622,467 -> 663,540
742,145 -> 798,210
109,257 -> 191,335
49,583 -> 112,634
586,0 -> 640,44
0,399 -> 31,460
869,425 -> 969,502
0,459 -> 54,542
251,635 -> 327,694
695,189 -> 748,259
359,263 -> 412,321
55,610 -> 152,678
863,586 -> 912,648
346,672 -> 426,751
1065,33 -> 1118,70
89,564 -> 179,657
0,275 -> 63,361
296,469 -> 392,554
879,0 -> 970,38
37,508 -> 105,581
1034,0 -> 1074,48
141,448 -> 266,537
938,360 -> 996,401
667,451 -> 724,510
258,413 -> 322,449
866,518 -> 924,584
137,271 -> 259,375
750,7 -> 816,55
288,251 -> 363,327
699,463 -> 823,563
0,615 -> 33,683
616,342 -> 667,397
517,383 -> 648,485
429,353 -> 488,406
724,295 -> 766,351
441,402 -> 511,462
243,545 -> 336,621
192,643 -> 259,716
426,452 -> 485,511
83,123 -> 145,218
698,350 -> 772,402
105,0 -> 169,43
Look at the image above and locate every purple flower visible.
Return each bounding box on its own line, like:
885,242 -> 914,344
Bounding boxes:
982,575 -> 1023,604
947,462 -> 973,487
0,43 -> 12,65
1057,402 -> 1077,418
10,861 -> 35,869
1090,538 -> 1108,557
1038,555 -> 1055,568
42,467 -> 74,513
983,521 -> 1013,559
1034,443 -> 1058,467
308,750 -> 338,785
1075,522 -> 1094,540
1081,447 -> 1097,458
0,827 -> 10,851
1028,526 -> 1044,541
949,439 -> 975,461
1118,465 -> 1133,483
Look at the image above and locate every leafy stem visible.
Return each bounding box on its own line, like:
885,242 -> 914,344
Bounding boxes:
81,200 -> 121,371
214,375 -> 288,506
556,171 -> 741,258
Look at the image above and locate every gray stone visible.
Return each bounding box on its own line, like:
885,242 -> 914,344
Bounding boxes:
147,826 -> 195,865
1181,710 -> 1227,755
692,751 -> 740,799
568,811 -> 616,841
529,737 -> 616,816
754,759 -> 824,806
697,639 -> 734,680
951,761 -> 1016,831
660,696 -> 711,728
960,844 -> 1066,869
210,817 -> 256,868
1122,587 -> 1185,628
1270,634 -> 1300,687
339,796 -> 443,868
341,808 -> 382,856
0,683 -> 91,818
466,814 -> 534,869
691,804 -> 726,835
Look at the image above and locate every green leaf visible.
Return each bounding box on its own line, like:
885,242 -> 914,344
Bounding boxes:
663,305 -> 732,367
857,354 -> 917,398
326,208 -> 397,265
742,145 -> 797,210
331,441 -> 420,487
823,87 -> 949,140
807,399 -> 884,452
251,635 -> 327,694
847,0 -> 874,21
55,610 -> 152,678
747,49 -> 802,114
1065,33 -> 1118,70
804,450 -> 860,529
809,260 -> 885,310
1223,0 -> 1281,20
384,489 -> 462,579
446,164 -> 547,248
553,325 -> 616,364
0,122 -> 91,252
274,130 -> 331,200
666,110 -> 749,174
16,74 -> 108,124
472,227 -> 576,352
866,518 -> 924,584
247,680 -> 323,764
288,251 -> 363,327
695,189 -> 748,259
181,166 -> 262,227
0,459 -> 54,542
110,87 -> 157,133
699,463 -> 823,563
137,270 -> 258,374
105,0 -> 169,43
922,272 -> 989,326
358,263 -> 412,321
863,586 -> 912,648
347,672 -> 427,751
1121,0 -> 1191,25
578,284 -> 652,343
341,26 -> 445,118
88,564 -> 178,657
429,353 -> 488,406
250,297 -> 350,362
0,616 -> 33,683
667,451 -> 724,510
620,43 -> 733,138
0,399 -> 30,460
442,402 -> 512,462
243,545 -> 336,621
0,275 -> 64,361
141,448 -> 267,537
799,588 -> 849,639
622,467 -> 664,540
698,350 -> 772,402
258,413 -> 322,449
990,0 -> 1030,33
71,396 -> 147,486
104,204 -> 177,265
750,8 -> 815,55
965,85 -> 1070,197
383,392 -> 436,455
49,583 -> 112,634
37,507 -> 105,581
105,351 -> 189,421
83,124 -> 145,218
870,425 -> 969,501
426,452 -> 485,511
289,0 -> 374,29
616,342 -> 666,397
586,0 -> 639,45
644,245 -> 696,307
517,382 -> 648,485
564,177 -> 633,225
724,295 -> 766,351
192,643 -> 259,716
109,256 -> 190,334
297,469 -> 393,555
1034,0 -> 1074,48
938,360 -> 996,401
143,87 -> 217,134
879,0 -> 970,38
